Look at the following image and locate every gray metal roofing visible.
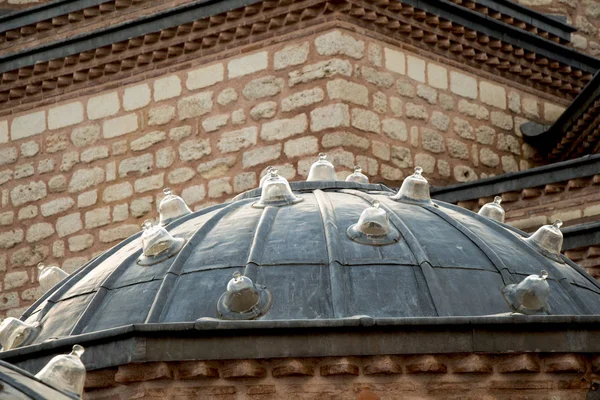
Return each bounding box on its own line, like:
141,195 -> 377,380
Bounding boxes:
0,360 -> 76,400
17,182 -> 600,348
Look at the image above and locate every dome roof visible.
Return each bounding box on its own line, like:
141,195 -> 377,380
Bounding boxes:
16,181 -> 600,347
0,360 -> 76,400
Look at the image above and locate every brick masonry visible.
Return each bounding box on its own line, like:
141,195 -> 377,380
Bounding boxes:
0,27 -> 577,317
82,353 -> 599,399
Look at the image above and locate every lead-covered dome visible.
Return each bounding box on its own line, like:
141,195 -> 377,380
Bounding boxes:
14,180 -> 600,347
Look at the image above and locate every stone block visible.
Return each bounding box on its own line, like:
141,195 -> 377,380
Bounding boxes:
56,213 -> 83,238
103,114 -> 138,139
99,225 -> 138,243
181,185 -> 206,205
391,146 -> 412,168
417,85 -> 437,104
81,146 -> 109,163
261,114 -> 308,141
480,148 -> 500,167
178,92 -> 213,120
148,105 -> 175,126
242,76 -> 284,100
288,59 -> 352,87
154,75 -> 182,101
479,81 -> 506,109
476,126 -> 495,145
272,359 -> 314,377
48,175 -> 67,193
169,125 -> 192,141
77,190 -> 97,208
233,172 -> 257,193
243,144 -> 282,168
322,132 -> 369,149
156,147 -> 175,169
0,147 -> 17,166
275,42 -> 309,70
11,111 -> 46,140
168,167 -> 195,185
218,127 -> 257,153
497,133 -> 520,155
228,52 -> 268,78
373,92 -> 387,113
0,121 -> 7,144
131,197 -> 153,218
360,66 -> 394,88
26,222 -> 54,243
14,164 -> 34,180
351,109 -> 380,133
4,271 -> 28,290
453,118 -> 474,140
284,136 -> 318,158
281,89 -> 324,112
405,103 -> 428,120
217,88 -> 238,106
103,182 -> 133,202
119,154 -> 153,177
231,109 -> 245,125
544,103 -> 565,122
326,79 -> 369,106
491,111 -> 513,131
310,104 -> 349,131
448,139 -> 469,160
431,111 -> 450,132
450,71 -> 477,99
197,156 -> 236,179
364,355 -> 402,375
20,141 -> 39,158
202,114 -> 230,132
522,97 -> 539,118
407,56 -> 425,83
18,205 -> 37,220
68,234 -> 94,252
123,84 -> 151,111
85,207 -> 111,229
38,159 -> 55,175
87,92 -> 120,120
250,102 -> 277,121
69,167 -> 104,193
315,30 -> 364,59
0,229 -> 23,249
508,92 -> 521,114
396,80 -> 415,98
11,181 -> 47,207
134,173 -> 164,193
381,119 -> 407,141
179,139 -> 211,161
415,153 -> 435,173
372,141 -> 391,161
384,48 -> 405,75
186,63 -> 223,90
208,178 -> 232,198
0,211 -> 13,226
501,155 -> 519,172
427,63 -> 448,89
48,102 -> 84,130
390,97 -> 402,117
422,129 -> 445,153
131,131 -> 166,151
112,203 -> 128,222
60,151 -> 79,172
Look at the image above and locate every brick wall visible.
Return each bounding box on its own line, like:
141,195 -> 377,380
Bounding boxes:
0,28 -> 568,317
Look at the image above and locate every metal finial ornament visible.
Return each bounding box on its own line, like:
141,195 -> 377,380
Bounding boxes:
158,188 -> 192,226
478,196 -> 505,223
525,219 -> 564,263
391,166 -> 432,204
307,153 -> 336,181
347,200 -> 401,245
38,263 -> 69,293
254,169 -> 303,208
346,165 -> 369,184
0,317 -> 41,351
35,344 -> 86,398
217,271 -> 273,320
259,166 -> 275,188
503,270 -> 550,315
137,219 -> 186,266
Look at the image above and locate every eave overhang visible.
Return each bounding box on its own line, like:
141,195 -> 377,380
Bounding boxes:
0,0 -> 598,108
2,316 -> 600,373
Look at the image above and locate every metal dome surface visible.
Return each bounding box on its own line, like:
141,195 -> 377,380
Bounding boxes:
17,181 -> 600,346
0,360 -> 77,400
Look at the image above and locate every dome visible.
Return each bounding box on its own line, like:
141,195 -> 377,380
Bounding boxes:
14,181 -> 600,347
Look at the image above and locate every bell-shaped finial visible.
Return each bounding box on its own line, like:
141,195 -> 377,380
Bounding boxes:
38,263 -> 69,293
478,196 -> 505,223
391,167 -> 431,204
503,270 -> 550,314
259,166 -> 275,188
159,188 -> 192,226
525,219 -> 563,261
138,220 -> 186,266
254,169 -> 303,208
35,345 -> 86,398
217,271 -> 272,320
345,166 -> 369,184
0,317 -> 41,351
307,153 -> 336,181
347,200 -> 400,245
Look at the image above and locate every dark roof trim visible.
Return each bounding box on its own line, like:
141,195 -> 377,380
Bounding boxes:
475,0 -> 575,39
522,70 -> 600,151
562,221 -> 600,251
430,154 -> 600,203
3,316 -> 600,372
0,0 -> 111,31
2,0 -> 600,75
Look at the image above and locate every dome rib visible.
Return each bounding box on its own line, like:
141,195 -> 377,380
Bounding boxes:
147,199 -> 253,323
340,189 -> 443,317
437,202 -> 594,314
244,205 -> 280,282
314,189 -> 349,318
422,203 -> 515,286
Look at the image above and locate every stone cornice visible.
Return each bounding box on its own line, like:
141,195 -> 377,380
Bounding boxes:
0,0 -> 598,108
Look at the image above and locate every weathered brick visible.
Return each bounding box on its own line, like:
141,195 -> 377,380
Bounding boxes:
87,92 -> 120,120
